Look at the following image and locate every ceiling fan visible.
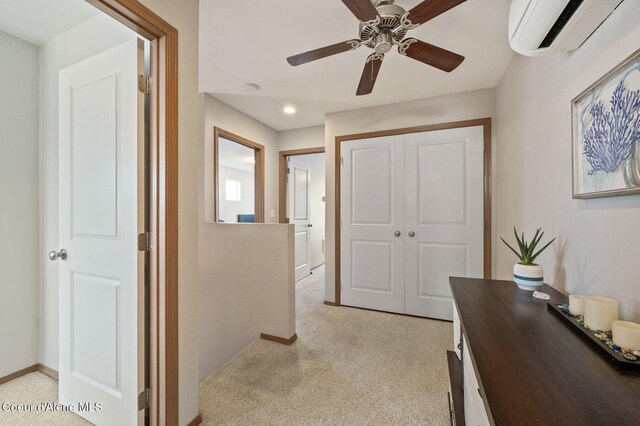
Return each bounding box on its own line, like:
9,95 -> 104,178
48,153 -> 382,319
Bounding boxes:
287,0 -> 467,96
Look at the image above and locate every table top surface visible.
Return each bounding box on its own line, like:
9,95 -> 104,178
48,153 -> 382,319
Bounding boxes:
450,277 -> 640,426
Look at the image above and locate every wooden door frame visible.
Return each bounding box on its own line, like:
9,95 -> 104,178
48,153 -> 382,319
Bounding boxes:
214,127 -> 265,223
278,147 -> 326,223
85,1 -> 178,423
333,118 -> 492,306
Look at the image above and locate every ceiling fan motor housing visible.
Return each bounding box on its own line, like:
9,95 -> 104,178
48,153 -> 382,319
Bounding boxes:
359,0 -> 407,49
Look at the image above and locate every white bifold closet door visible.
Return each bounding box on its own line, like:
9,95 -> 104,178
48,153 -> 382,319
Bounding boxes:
341,126 -> 484,320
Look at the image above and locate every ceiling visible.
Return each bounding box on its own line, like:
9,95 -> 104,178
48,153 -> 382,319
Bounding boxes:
218,137 -> 256,173
0,0 -> 100,45
199,0 -> 514,131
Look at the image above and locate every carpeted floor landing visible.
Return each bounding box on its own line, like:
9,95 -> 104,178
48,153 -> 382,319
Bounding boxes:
199,266 -> 454,425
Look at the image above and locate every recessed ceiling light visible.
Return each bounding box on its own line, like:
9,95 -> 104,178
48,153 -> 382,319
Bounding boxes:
283,106 -> 296,114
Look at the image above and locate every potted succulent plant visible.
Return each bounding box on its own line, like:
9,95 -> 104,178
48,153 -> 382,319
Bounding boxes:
501,227 -> 556,291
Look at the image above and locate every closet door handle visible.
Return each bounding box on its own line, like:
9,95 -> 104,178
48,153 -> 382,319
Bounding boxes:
408,231 -> 415,237
394,231 -> 401,237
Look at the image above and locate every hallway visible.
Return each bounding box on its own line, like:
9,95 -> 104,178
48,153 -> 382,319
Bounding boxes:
199,266 -> 453,425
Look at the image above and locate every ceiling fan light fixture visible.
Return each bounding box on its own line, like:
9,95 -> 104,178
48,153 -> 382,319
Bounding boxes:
283,106 -> 296,114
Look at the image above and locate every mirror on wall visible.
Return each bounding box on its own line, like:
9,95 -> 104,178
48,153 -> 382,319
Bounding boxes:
214,128 -> 264,223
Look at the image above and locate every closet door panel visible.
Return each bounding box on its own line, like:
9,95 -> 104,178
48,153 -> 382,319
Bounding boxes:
405,127 -> 484,320
340,135 -> 405,314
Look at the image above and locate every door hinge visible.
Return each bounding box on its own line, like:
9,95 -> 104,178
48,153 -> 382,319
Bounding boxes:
138,74 -> 152,95
285,218 -> 290,224
286,167 -> 290,174
138,388 -> 152,410
138,232 -> 153,252
340,155 -> 344,166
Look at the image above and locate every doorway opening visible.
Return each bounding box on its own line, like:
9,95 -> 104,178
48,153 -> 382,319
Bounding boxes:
279,148 -> 326,282
0,0 -> 180,423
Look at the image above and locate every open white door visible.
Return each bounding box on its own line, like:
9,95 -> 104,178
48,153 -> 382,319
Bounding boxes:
57,39 -> 143,425
287,157 -> 312,281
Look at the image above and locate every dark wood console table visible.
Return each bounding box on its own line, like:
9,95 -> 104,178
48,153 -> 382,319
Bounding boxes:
449,277 -> 640,425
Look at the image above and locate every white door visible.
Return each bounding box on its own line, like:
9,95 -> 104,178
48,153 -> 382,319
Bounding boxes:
404,127 -> 484,320
288,157 -> 312,281
58,39 -> 143,425
340,135 -> 405,314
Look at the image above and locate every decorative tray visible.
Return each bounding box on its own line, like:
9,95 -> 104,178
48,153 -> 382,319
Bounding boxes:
547,302 -> 640,370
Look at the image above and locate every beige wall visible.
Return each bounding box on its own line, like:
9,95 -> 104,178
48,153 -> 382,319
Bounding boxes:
323,89 -> 498,302
496,1 -> 640,321
198,223 -> 295,380
201,94 -> 280,223
0,30 -> 39,378
278,125 -> 325,152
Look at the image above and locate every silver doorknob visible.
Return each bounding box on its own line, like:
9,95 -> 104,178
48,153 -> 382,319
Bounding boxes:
408,231 -> 416,237
49,249 -> 67,261
394,231 -> 401,237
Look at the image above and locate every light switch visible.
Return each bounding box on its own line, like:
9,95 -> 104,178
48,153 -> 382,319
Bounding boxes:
270,209 -> 275,218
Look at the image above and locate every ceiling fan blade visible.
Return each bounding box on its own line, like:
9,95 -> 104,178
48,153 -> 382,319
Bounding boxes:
341,0 -> 380,21
356,53 -> 384,96
407,0 -> 466,26
287,40 -> 360,66
399,39 -> 464,72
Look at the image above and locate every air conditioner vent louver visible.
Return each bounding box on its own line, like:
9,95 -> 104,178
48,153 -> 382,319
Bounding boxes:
509,0 -> 622,57
538,0 -> 584,48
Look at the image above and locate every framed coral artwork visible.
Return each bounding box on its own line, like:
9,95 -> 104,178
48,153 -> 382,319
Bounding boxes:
572,48 -> 640,198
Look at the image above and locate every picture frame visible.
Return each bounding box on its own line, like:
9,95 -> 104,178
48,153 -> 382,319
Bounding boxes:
572,48 -> 640,199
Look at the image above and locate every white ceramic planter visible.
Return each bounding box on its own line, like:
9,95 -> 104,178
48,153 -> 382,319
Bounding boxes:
513,263 -> 544,291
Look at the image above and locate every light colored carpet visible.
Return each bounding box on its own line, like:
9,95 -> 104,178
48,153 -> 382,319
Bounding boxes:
199,266 -> 454,425
0,372 -> 90,425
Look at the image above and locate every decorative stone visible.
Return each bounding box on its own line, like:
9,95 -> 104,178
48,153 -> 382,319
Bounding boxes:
595,332 -> 608,341
621,347 -> 631,354
623,353 -> 637,361
606,341 -> 615,348
613,344 -> 621,352
633,350 -> 640,357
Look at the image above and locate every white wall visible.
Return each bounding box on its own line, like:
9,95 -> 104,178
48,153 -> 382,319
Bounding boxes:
496,1 -> 640,322
38,12 -> 137,372
218,166 -> 255,223
202,94 -> 280,223
324,89 -> 498,302
0,30 -> 39,378
198,223 -> 295,381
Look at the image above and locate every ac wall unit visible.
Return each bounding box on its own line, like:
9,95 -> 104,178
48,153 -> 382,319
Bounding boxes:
509,0 -> 623,57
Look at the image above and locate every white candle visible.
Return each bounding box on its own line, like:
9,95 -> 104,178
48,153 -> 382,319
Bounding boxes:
569,294 -> 585,315
612,321 -> 640,350
584,296 -> 619,331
